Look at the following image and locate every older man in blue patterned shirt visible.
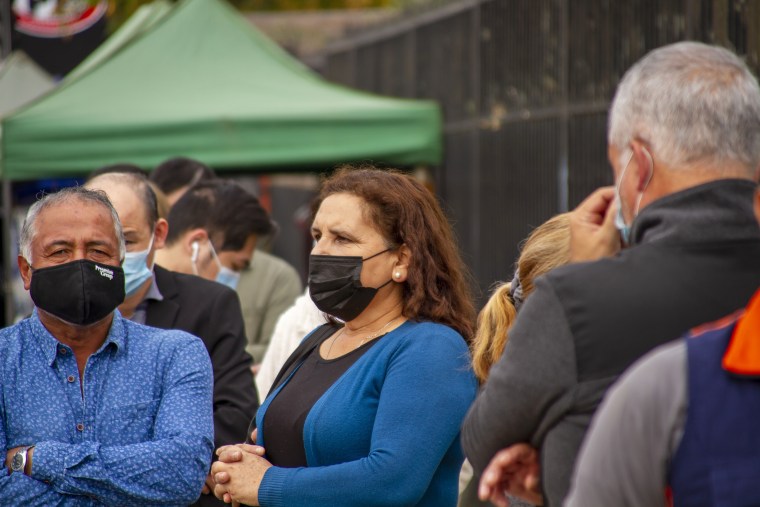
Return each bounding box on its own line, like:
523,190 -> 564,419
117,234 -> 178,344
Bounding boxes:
1,186 -> 214,505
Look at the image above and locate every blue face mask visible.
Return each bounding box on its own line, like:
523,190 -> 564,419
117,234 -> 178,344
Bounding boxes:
123,234 -> 154,297
613,151 -> 636,245
613,158 -> 633,244
208,241 -> 241,291
614,148 -> 654,245
216,266 -> 241,290
613,198 -> 632,245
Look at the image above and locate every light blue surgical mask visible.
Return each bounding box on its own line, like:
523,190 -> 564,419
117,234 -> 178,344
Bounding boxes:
123,234 -> 155,296
613,200 -> 632,245
614,149 -> 653,245
216,266 -> 241,291
613,151 -> 634,244
208,241 -> 241,291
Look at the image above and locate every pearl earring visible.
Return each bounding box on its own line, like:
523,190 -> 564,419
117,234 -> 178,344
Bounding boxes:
394,272 -> 401,279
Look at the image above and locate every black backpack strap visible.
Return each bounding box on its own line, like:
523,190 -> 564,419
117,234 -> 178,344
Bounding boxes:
245,323 -> 338,442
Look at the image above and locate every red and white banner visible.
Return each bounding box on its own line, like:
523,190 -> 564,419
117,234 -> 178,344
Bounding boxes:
13,0 -> 108,39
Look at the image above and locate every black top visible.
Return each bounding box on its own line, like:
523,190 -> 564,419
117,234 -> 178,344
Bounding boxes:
263,331 -> 380,467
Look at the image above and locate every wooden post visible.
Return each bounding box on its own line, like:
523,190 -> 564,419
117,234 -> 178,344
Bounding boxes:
713,0 -> 729,47
746,0 -> 759,71
2,179 -> 13,326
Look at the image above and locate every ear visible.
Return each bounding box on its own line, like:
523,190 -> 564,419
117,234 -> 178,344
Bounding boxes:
391,245 -> 411,282
631,140 -> 654,192
183,228 -> 208,254
152,218 -> 169,251
18,255 -> 32,291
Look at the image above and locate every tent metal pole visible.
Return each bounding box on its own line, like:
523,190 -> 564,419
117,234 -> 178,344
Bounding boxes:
0,0 -> 11,59
2,178 -> 12,326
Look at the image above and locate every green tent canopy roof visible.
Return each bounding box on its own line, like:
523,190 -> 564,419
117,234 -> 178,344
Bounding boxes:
65,0 -> 173,81
0,0 -> 441,180
0,51 -> 55,118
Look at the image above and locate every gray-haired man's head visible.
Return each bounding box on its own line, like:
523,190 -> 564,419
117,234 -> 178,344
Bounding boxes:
20,187 -> 126,263
608,42 -> 760,175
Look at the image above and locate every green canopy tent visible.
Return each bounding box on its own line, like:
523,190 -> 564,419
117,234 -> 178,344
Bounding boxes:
65,0 -> 174,82
0,0 -> 441,323
0,0 -> 441,180
0,51 -> 56,118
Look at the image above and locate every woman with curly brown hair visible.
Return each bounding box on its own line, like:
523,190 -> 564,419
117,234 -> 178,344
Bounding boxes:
211,165 -> 478,507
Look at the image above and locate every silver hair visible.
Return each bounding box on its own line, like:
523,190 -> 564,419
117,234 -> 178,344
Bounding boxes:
19,187 -> 126,263
609,42 -> 760,173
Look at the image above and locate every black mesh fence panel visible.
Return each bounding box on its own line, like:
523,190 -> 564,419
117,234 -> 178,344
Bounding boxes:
477,119 -> 560,298
480,0 -> 562,114
567,112 -> 612,208
320,0 -> 760,304
415,11 -> 477,122
439,129 -> 479,292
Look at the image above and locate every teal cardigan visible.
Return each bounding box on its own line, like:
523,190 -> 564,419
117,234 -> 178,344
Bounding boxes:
256,320 -> 477,507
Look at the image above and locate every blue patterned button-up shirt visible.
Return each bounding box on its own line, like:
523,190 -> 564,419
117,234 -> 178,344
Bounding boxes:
0,310 -> 214,506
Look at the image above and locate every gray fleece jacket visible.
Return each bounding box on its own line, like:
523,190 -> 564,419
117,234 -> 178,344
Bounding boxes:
461,179 -> 760,506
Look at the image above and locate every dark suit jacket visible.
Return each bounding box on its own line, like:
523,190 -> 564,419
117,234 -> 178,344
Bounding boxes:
147,266 -> 259,507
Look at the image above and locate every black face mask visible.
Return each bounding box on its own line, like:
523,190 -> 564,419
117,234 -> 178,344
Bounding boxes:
30,259 -> 125,326
308,249 -> 393,322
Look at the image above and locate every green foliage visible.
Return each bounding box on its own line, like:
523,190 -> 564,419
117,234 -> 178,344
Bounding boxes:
105,0 -> 173,33
228,0 -> 393,9
105,0 -> 394,33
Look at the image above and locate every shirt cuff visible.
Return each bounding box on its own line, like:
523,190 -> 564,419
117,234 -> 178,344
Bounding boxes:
30,441 -> 68,485
258,466 -> 295,507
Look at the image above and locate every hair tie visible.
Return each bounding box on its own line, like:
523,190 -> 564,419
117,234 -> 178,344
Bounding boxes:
508,271 -> 524,310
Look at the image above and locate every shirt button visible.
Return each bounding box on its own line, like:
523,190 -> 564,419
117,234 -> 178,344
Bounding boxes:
67,375 -> 76,383
59,347 -> 67,355
76,423 -> 84,432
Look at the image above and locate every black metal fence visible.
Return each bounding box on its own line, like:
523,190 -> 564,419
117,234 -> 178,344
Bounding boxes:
318,0 -> 760,302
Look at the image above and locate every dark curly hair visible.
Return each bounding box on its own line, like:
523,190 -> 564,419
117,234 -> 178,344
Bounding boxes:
314,165 -> 476,342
